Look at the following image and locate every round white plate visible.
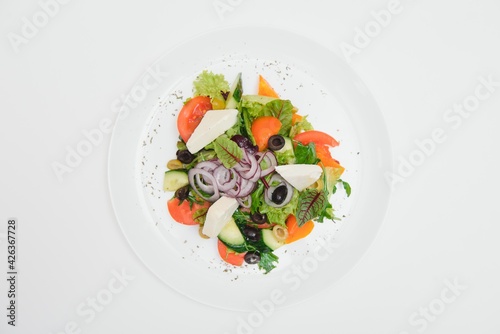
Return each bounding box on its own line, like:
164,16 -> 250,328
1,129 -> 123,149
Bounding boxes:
108,26 -> 392,311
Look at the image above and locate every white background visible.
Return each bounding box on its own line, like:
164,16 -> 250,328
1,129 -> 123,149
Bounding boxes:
1,0 -> 499,333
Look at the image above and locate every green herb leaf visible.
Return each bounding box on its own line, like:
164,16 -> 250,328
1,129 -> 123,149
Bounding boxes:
317,201 -> 334,222
213,136 -> 243,168
294,142 -> 318,164
265,99 -> 293,136
258,251 -> 279,274
250,181 -> 265,213
338,179 -> 352,197
342,180 -> 351,197
233,209 -> 251,225
296,189 -> 327,226
182,193 -> 204,210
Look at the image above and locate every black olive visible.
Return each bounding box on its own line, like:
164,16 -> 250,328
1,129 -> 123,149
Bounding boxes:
244,251 -> 261,264
242,225 -> 261,242
176,149 -> 194,164
267,135 -> 285,151
231,135 -> 258,154
271,185 -> 288,205
250,212 -> 268,225
174,186 -> 190,201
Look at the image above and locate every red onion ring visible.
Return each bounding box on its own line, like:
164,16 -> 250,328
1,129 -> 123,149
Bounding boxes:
188,148 -> 277,204
188,168 -> 220,202
259,151 -> 277,177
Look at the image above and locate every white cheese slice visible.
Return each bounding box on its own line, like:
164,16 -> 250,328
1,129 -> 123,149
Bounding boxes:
186,109 -> 238,153
275,164 -> 323,191
202,196 -> 239,238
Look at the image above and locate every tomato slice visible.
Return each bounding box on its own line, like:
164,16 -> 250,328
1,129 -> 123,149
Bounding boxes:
167,198 -> 210,225
294,130 -> 339,147
217,240 -> 246,266
177,96 -> 212,142
251,116 -> 282,151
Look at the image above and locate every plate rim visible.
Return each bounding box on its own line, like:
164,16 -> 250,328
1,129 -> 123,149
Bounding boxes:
107,24 -> 393,311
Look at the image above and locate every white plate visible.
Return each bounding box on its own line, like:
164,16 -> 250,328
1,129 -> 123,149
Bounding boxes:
108,26 -> 392,311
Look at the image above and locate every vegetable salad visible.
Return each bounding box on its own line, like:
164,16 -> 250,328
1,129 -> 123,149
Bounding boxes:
163,71 -> 350,273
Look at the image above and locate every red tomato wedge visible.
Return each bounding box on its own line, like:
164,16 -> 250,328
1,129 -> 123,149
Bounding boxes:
251,116 -> 282,151
294,130 -> 339,147
167,198 -> 210,225
217,240 -> 246,266
177,96 -> 212,142
258,75 -> 280,98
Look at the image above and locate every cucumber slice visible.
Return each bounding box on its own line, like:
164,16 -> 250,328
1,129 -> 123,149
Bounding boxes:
274,137 -> 296,165
218,218 -> 246,253
262,229 -> 285,251
276,137 -> 293,154
225,73 -> 242,109
241,95 -> 278,105
163,170 -> 189,191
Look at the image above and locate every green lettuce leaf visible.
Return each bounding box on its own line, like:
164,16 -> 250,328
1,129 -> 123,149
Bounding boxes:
241,100 -> 270,119
258,251 -> 279,274
260,189 -> 299,226
323,166 -> 344,195
265,99 -> 293,136
290,115 -> 314,138
275,148 -> 296,165
294,142 -> 318,164
193,70 -> 230,101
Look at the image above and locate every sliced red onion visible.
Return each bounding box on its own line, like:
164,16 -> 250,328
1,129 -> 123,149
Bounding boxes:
188,147 -> 270,204
237,196 -> 252,209
215,168 -> 237,192
188,168 -> 220,202
237,152 -> 259,180
238,178 -> 256,197
259,151 -> 278,177
195,160 -> 220,171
